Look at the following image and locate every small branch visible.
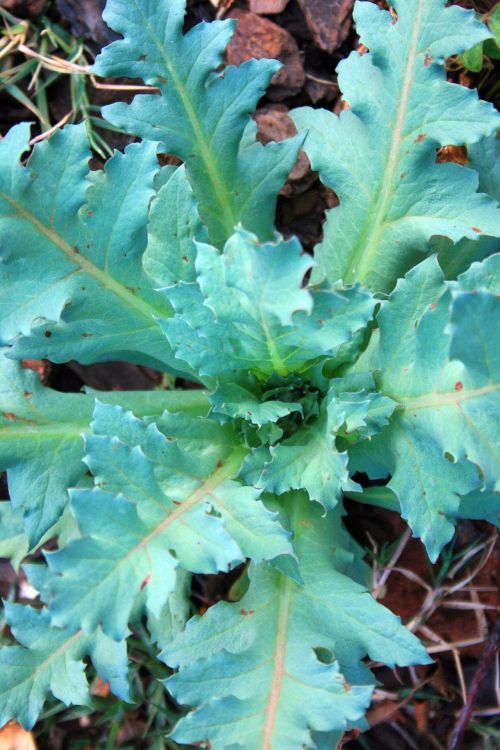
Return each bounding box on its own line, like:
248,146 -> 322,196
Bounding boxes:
447,618 -> 500,750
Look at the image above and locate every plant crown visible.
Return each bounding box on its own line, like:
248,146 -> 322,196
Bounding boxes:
0,1 -> 499,748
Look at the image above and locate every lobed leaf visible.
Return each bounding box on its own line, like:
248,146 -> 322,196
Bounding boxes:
349,256 -> 499,559
0,125 -> 187,374
163,495 -> 429,750
46,403 -> 292,640
93,0 -> 300,247
162,228 -> 377,381
292,0 -> 500,292
0,349 -> 209,545
0,602 -> 130,730
435,133 -> 500,278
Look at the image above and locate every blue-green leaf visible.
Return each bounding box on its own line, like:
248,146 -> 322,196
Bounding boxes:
0,125 -> 186,373
143,165 -> 207,287
244,392 -> 357,509
162,228 -> 376,381
210,380 -> 303,428
292,0 -> 500,292
46,403 -> 291,639
0,349 -> 209,545
0,602 -> 130,729
0,501 -> 29,570
435,134 -> 500,279
163,496 -> 429,750
93,0 -> 299,247
349,257 -> 499,559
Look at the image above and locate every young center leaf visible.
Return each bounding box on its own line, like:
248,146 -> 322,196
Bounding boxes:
292,0 -> 500,292
162,228 -> 377,381
243,373 -> 397,510
93,0 -> 300,247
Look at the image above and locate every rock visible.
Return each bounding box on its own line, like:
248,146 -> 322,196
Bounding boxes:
65,361 -> 162,391
56,0 -> 118,50
304,72 -> 339,103
297,0 -> 354,53
249,0 -> 290,13
226,9 -> 305,100
0,722 -> 37,750
1,0 -> 46,18
253,104 -> 313,194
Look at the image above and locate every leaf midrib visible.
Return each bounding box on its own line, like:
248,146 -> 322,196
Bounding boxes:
344,0 -> 426,285
0,191 -> 164,325
1,629 -> 85,698
52,447 -> 248,624
0,422 -> 88,440
397,383 -> 498,411
131,0 -> 238,243
261,575 -> 292,750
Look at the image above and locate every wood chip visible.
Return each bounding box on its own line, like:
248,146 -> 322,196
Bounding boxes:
227,9 -> 305,100
0,722 -> 37,750
249,0 -> 290,13
297,0 -> 354,53
253,104 -> 313,194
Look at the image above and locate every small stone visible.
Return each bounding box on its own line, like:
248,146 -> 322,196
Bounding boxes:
249,0 -> 290,13
1,0 -> 46,18
227,9 -> 305,100
253,104 -> 313,194
297,0 -> 354,53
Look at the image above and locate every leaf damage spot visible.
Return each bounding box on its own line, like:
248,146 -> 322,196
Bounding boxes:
424,53 -> 433,67
454,381 -> 463,391
414,134 -> 425,143
140,575 -> 151,590
240,608 -> 255,616
471,227 -> 482,233
44,330 -> 52,338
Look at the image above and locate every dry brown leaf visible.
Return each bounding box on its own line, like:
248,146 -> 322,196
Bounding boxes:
91,677 -> 111,698
0,722 -> 37,750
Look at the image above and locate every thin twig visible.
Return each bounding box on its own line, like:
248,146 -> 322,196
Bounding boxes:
373,527 -> 413,599
305,72 -> 338,88
448,618 -> 500,750
29,110 -> 73,144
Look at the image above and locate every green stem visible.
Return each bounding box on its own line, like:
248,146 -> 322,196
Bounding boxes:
344,487 -> 400,513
